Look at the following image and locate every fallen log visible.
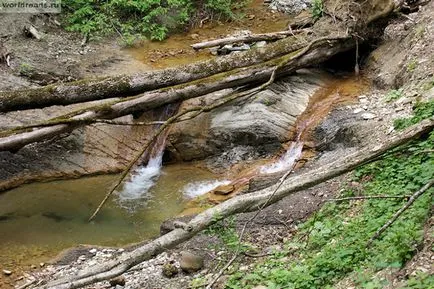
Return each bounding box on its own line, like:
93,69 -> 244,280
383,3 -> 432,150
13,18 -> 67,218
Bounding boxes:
190,29 -> 309,50
0,35 -> 353,152
0,0 -> 406,113
0,30 -> 313,112
38,118 -> 434,289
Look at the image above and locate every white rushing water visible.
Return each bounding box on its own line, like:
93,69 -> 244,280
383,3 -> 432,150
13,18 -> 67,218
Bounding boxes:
117,153 -> 163,202
183,180 -> 232,199
260,141 -> 304,174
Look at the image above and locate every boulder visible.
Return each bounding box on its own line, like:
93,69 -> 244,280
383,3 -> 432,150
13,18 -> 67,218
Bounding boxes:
109,276 -> 126,287
179,251 -> 204,273
212,184 -> 235,195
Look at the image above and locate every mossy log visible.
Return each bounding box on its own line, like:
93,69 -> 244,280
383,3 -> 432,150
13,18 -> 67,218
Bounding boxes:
0,0 -> 402,113
0,35 -> 353,152
0,30 -> 315,112
0,0 -> 407,152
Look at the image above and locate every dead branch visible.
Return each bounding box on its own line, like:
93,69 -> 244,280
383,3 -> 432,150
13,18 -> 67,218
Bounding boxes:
38,118 -> 433,289
191,29 -> 309,50
367,179 -> 434,247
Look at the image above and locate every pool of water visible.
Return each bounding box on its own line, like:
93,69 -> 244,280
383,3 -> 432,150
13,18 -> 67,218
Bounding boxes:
0,163 -> 218,269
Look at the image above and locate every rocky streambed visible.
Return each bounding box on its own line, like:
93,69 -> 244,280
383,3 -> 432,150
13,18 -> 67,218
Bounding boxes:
1,0 -> 434,288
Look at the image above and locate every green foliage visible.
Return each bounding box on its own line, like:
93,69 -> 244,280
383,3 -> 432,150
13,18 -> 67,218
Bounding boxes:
62,0 -> 244,42
393,100 -> 434,130
311,0 -> 324,20
227,123 -> 433,288
407,59 -> 418,72
204,215 -> 240,251
401,272 -> 434,289
385,88 -> 404,102
19,63 -> 34,76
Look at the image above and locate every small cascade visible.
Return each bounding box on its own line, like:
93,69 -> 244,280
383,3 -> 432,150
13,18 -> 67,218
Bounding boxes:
183,180 -> 231,198
259,141 -> 304,174
259,119 -> 308,174
117,105 -> 176,205
117,152 -> 163,202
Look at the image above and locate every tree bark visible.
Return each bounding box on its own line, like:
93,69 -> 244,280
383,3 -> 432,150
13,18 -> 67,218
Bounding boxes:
190,29 -> 309,50
0,36 -> 353,152
0,30 -> 314,112
0,0 -> 407,113
39,118 -> 434,289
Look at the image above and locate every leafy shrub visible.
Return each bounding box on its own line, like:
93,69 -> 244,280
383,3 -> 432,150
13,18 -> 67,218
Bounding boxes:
394,100 -> 434,130
312,0 -> 323,20
227,111 -> 433,288
385,88 -> 403,102
61,0 -> 244,42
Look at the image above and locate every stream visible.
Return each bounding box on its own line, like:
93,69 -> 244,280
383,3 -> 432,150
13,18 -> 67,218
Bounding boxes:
0,1 -> 370,275
0,73 -> 368,272
0,164 -> 222,269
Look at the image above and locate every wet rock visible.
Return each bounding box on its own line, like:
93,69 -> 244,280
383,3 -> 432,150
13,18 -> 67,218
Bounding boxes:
269,0 -> 312,14
361,112 -> 376,120
179,251 -> 204,273
109,276 -> 126,287
314,110 -> 368,151
162,262 -> 178,278
168,72 -> 325,163
212,184 -> 234,195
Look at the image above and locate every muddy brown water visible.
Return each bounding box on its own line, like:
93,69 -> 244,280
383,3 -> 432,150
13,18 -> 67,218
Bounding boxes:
126,0 -> 290,69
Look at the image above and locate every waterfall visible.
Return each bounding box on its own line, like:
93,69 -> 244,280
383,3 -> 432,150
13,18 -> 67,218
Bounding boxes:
117,153 -> 163,202
182,180 -> 232,199
259,141 -> 304,174
117,105 -> 176,204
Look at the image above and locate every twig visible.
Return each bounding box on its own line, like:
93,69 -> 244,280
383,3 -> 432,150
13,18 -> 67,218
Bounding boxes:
367,179 -> 434,247
326,195 -> 411,202
242,252 -> 274,258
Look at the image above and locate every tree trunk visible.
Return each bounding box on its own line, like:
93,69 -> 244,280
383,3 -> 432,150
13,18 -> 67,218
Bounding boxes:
190,29 -> 309,50
0,30 -> 314,112
0,36 -> 354,152
39,118 -> 434,289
